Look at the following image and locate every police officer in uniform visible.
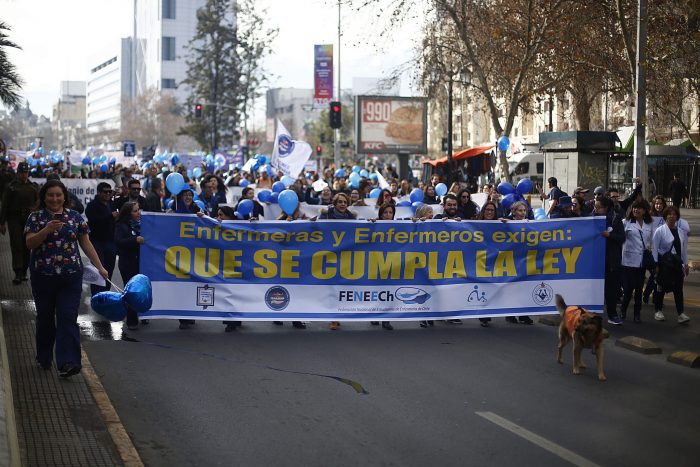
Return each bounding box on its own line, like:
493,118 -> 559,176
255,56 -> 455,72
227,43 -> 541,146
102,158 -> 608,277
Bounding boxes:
0,157 -> 16,196
0,162 -> 39,284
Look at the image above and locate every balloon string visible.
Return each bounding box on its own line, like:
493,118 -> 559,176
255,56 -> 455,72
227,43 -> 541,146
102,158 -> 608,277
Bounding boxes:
105,277 -> 124,293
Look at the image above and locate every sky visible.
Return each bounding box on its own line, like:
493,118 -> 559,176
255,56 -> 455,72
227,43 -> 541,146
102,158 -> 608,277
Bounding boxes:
1,0 -> 423,124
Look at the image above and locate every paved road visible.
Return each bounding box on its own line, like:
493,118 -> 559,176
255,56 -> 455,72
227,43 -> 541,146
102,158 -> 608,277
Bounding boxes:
83,316 -> 700,467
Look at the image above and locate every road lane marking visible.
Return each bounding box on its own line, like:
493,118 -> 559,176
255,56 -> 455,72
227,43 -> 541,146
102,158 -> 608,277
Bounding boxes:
475,411 -> 601,467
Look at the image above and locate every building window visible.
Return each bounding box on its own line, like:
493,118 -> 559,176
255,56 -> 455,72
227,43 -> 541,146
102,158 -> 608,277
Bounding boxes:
162,37 -> 176,61
163,0 -> 176,19
162,78 -> 176,89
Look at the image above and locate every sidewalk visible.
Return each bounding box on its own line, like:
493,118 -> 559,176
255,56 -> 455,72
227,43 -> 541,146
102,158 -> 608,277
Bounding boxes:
0,233 -> 124,466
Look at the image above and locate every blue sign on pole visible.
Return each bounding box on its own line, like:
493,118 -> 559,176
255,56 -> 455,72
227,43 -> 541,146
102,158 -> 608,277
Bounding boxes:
123,140 -> 136,157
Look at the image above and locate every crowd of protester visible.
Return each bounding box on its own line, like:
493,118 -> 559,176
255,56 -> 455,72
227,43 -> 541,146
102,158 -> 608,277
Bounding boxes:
0,151 -> 692,349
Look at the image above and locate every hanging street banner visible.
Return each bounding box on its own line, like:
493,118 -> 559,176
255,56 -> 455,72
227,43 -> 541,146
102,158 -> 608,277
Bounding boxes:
314,44 -> 334,106
139,214 -> 606,321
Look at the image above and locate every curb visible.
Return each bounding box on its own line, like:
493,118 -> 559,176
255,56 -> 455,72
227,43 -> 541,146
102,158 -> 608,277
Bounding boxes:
0,304 -> 21,467
667,351 -> 700,368
615,336 -> 662,354
81,350 -> 144,467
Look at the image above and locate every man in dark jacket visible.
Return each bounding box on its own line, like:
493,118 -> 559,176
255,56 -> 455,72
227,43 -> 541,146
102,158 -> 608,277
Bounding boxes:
85,182 -> 118,295
0,162 -> 39,284
668,173 -> 687,208
114,178 -> 147,211
144,177 -> 164,212
595,195 -> 625,325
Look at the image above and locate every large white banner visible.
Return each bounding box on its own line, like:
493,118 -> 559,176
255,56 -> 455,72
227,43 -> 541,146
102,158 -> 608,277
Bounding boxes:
31,178 -> 114,209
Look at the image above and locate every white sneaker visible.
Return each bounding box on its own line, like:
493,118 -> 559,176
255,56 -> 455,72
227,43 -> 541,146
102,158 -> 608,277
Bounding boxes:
654,311 -> 666,321
678,313 -> 690,324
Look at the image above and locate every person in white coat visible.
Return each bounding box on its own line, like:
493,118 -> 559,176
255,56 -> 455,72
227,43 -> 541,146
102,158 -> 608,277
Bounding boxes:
620,200 -> 655,323
652,205 -> 691,323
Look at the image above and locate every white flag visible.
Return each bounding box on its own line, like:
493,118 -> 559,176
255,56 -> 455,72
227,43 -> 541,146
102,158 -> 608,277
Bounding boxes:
374,171 -> 390,190
271,119 -> 313,177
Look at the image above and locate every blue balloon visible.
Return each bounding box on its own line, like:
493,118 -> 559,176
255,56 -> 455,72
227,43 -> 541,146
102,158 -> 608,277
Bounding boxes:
239,179 -> 249,187
165,198 -> 174,209
27,158 -> 36,166
269,192 -> 279,203
30,142 -> 36,150
348,172 -> 361,188
192,167 -> 202,179
255,154 -> 266,162
281,175 -> 295,187
360,169 -> 369,178
435,183 -> 448,197
335,168 -> 346,178
497,181 -> 515,195
186,169 -> 193,178
50,149 -> 56,157
352,165 -> 361,173
90,291 -> 127,322
516,178 -> 533,195
410,188 -> 424,203
396,200 -> 411,207
370,173 -> 379,181
272,181 -> 285,193
122,274 -> 152,314
38,146 -> 44,155
369,188 -> 381,199
258,189 -> 272,203
411,201 -> 424,213
533,208 -> 546,218
497,135 -> 510,152
99,154 -> 107,163
278,189 -> 299,216
237,199 -> 254,216
195,200 -> 207,211
171,154 -> 180,165
82,156 -> 90,165
109,156 -> 117,165
100,163 -> 108,173
535,213 -> 548,220
166,172 -> 185,195
502,193 -> 516,211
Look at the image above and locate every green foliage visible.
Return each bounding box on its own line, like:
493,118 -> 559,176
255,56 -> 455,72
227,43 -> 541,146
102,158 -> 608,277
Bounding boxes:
0,21 -> 24,109
181,0 -> 277,151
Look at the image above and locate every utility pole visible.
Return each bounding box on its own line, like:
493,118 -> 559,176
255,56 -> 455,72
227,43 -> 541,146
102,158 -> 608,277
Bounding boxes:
334,0 -> 341,169
634,0 -> 649,200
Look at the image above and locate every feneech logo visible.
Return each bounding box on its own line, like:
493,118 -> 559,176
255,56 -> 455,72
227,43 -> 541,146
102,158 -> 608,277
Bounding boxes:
395,287 -> 431,304
265,286 -> 290,311
197,284 -> 215,309
532,282 -> 554,306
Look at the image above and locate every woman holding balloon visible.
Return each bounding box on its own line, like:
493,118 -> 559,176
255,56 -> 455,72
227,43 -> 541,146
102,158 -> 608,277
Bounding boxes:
114,201 -> 146,330
165,174 -> 203,330
236,187 -> 264,220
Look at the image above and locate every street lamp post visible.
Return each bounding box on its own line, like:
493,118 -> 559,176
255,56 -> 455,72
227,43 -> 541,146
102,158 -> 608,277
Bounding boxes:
434,69 -> 471,185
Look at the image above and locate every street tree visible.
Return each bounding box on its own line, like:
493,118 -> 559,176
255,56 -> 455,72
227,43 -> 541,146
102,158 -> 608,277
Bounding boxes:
181,0 -> 276,151
0,21 -> 23,109
120,88 -> 195,152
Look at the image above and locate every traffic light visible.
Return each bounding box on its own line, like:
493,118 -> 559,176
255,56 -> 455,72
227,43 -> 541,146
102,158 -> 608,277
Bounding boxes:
329,101 -> 341,129
194,103 -> 203,118
316,145 -> 322,156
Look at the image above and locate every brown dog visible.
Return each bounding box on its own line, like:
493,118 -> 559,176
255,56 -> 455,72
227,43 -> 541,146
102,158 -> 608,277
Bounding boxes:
556,294 -> 607,381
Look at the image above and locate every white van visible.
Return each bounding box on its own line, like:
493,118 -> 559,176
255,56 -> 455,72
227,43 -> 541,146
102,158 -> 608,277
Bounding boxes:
509,151 -> 544,186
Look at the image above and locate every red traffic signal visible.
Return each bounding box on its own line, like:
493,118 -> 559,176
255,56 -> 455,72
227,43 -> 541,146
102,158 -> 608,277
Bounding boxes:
316,145 -> 322,155
194,103 -> 203,118
329,101 -> 341,129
